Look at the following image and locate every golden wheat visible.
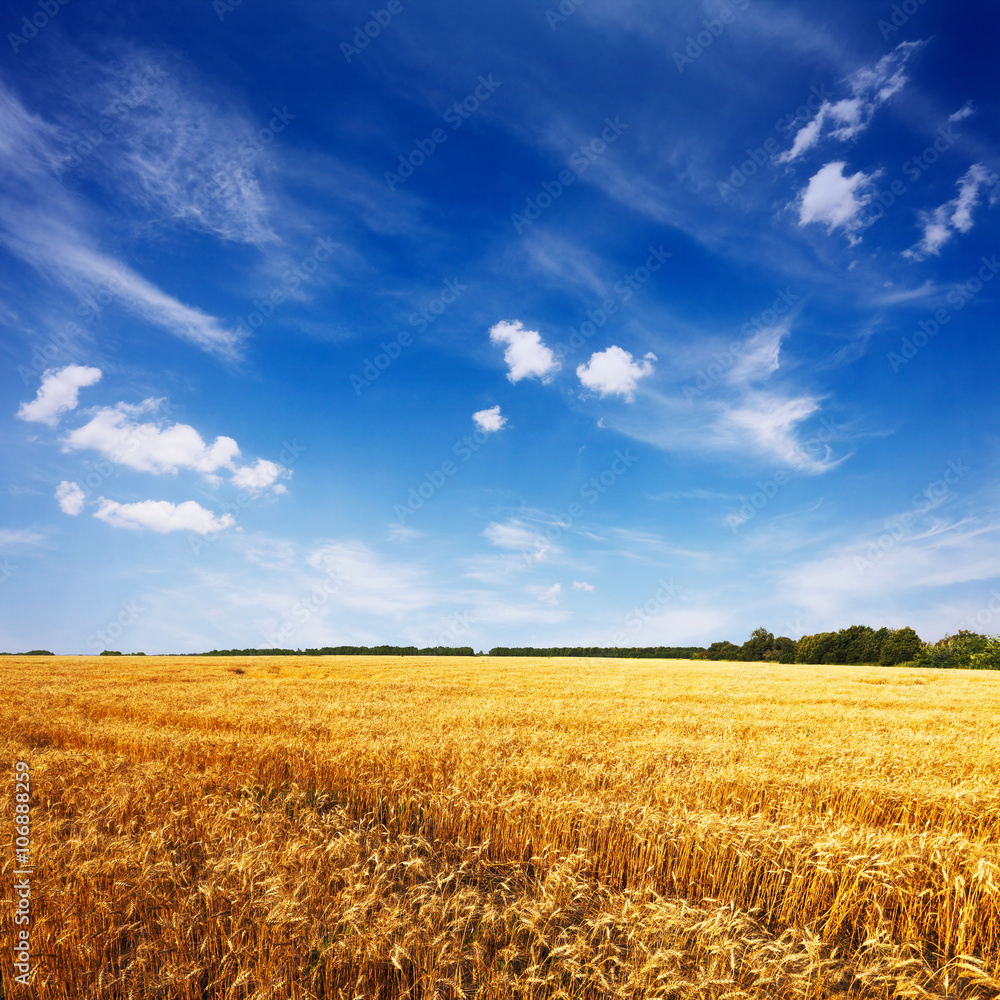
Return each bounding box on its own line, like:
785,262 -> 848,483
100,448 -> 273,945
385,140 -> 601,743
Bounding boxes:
1,654 -> 999,998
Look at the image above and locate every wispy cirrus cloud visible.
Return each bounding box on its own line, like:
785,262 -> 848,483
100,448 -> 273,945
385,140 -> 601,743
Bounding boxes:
0,56 -> 258,359
777,41 -> 923,164
779,511 -> 1000,632
714,391 -> 832,471
74,51 -> 278,246
903,164 -> 998,261
483,520 -> 555,562
597,318 -> 840,473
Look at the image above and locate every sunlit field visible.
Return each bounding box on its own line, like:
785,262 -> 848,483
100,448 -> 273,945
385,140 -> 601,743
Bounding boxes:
3,654 -> 1000,999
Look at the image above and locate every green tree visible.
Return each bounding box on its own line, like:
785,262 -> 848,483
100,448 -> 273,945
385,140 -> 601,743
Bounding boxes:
765,636 -> 797,664
878,626 -> 922,665
739,626 -> 774,661
911,630 -> 1000,669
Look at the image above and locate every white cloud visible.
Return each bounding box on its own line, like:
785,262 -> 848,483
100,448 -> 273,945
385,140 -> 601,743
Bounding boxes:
63,401 -> 240,476
870,281 -> 940,306
591,318 -> 841,473
231,458 -> 288,495
483,520 -> 553,562
55,481 -> 86,516
94,498 -> 235,534
950,165 -> 995,232
608,384 -> 841,474
779,515 -> 1000,625
7,226 -> 243,358
0,529 -> 46,548
521,231 -> 607,296
0,76 -> 242,358
386,524 -> 426,542
948,101 -> 975,124
536,583 -> 561,605
796,161 -> 877,236
16,365 -> 102,426
472,404 -> 507,433
305,541 -> 436,616
577,346 -> 656,402
777,112 -> 827,163
488,320 -> 560,383
572,580 -> 595,591
716,392 -> 834,472
904,164 -> 998,260
726,325 -> 787,384
58,397 -> 289,500
778,41 -> 923,163
904,205 -> 953,259
88,54 -> 276,246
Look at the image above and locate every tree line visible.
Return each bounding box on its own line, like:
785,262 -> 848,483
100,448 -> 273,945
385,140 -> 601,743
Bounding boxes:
8,629 -> 1000,668
488,646 -> 704,659
196,646 -> 476,657
698,625 -> 1000,669
490,625 -> 1000,669
698,626 -> 920,665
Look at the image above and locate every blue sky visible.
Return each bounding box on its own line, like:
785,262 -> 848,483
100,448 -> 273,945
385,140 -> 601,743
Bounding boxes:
2,0 -> 999,653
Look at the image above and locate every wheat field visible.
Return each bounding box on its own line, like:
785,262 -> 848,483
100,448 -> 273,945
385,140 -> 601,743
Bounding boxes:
2,654 -> 999,999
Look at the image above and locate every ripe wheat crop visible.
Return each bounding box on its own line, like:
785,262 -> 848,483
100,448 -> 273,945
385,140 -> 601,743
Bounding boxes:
2,654 -> 999,998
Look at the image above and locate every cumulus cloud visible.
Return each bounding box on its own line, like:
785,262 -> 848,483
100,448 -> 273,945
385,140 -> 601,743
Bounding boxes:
796,161 -> 878,237
537,583 -> 561,605
230,458 -> 288,495
63,400 -> 240,476
577,346 -> 656,402
94,498 -> 235,534
778,41 -> 923,163
572,580 -> 595,591
55,481 -> 86,515
16,365 -> 102,426
488,320 -> 560,383
904,164 -> 998,260
472,405 -> 506,433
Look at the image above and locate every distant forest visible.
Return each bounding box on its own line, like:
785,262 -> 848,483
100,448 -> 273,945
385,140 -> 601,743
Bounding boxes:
189,625 -> 1000,669
197,646 -> 477,657
188,625 -> 1000,670
8,626 -> 1000,669
489,646 -> 703,659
